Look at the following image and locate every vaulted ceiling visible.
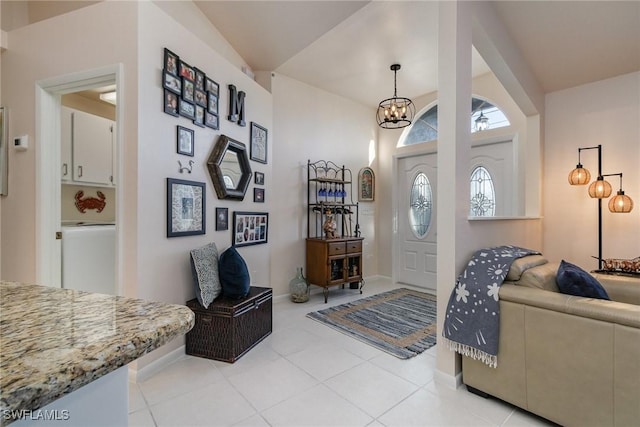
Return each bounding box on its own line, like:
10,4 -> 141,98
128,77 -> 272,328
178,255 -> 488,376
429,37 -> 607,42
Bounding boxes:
4,1 -> 640,109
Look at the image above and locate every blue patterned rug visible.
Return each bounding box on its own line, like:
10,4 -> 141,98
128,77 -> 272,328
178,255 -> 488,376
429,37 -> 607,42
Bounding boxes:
306,288 -> 437,359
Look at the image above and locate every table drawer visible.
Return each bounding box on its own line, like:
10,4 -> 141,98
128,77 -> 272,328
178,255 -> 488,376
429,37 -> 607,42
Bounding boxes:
346,241 -> 362,253
328,242 -> 346,255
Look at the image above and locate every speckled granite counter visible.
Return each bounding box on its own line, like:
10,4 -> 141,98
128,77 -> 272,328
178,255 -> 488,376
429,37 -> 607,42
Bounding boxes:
0,281 -> 194,425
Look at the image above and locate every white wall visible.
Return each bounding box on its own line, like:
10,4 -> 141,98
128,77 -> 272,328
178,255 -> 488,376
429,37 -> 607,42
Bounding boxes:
544,71 -> 640,269
270,73 -> 378,296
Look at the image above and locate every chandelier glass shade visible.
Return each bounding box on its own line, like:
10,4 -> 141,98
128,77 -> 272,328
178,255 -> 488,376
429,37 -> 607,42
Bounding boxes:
377,64 -> 415,129
475,112 -> 489,131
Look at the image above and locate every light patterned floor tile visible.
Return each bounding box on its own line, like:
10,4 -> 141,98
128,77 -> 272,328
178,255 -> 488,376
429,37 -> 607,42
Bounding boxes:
369,350 -> 436,386
286,342 -> 365,381
128,408 -> 156,427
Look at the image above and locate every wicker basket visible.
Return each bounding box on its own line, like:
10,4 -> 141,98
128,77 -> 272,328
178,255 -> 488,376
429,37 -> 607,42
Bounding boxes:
186,286 -> 272,363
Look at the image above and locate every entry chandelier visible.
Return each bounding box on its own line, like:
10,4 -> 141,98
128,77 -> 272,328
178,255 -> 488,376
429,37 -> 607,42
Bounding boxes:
377,64 -> 415,129
568,144 -> 634,269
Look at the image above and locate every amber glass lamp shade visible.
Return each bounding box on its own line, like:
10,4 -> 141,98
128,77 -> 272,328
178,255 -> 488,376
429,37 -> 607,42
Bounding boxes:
608,191 -> 634,213
568,164 -> 590,185
588,177 -> 612,199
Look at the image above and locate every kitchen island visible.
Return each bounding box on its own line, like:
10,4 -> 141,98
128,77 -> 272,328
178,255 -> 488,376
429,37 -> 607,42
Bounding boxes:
0,281 -> 194,426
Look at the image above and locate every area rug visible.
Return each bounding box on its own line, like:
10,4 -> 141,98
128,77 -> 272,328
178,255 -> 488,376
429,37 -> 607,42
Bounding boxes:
306,288 -> 437,359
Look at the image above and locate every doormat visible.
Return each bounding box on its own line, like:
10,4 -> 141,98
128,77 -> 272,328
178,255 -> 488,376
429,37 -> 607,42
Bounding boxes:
306,288 -> 437,359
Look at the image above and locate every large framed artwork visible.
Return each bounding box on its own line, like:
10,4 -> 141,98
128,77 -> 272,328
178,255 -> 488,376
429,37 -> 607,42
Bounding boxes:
250,122 -> 268,164
166,178 -> 206,237
232,211 -> 268,247
358,167 -> 375,201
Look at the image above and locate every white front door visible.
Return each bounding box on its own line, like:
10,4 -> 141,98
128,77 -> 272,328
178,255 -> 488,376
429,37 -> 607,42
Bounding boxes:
397,153 -> 437,290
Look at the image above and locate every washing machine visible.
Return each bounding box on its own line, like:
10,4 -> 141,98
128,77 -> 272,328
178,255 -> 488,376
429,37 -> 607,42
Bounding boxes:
62,223 -> 116,295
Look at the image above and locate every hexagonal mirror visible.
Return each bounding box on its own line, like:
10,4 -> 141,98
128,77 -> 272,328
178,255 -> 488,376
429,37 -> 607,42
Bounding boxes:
207,135 -> 252,200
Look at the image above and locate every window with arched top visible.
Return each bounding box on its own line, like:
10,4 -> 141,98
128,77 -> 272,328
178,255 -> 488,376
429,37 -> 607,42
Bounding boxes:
409,172 -> 433,238
470,166 -> 496,217
400,97 -> 510,147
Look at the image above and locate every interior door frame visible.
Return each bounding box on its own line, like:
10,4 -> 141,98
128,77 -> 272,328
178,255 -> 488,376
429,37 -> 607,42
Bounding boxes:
392,142 -> 438,286
36,64 -> 123,293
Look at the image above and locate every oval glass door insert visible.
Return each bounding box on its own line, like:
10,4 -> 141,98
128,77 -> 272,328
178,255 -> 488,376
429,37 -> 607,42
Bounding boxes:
409,172 -> 433,238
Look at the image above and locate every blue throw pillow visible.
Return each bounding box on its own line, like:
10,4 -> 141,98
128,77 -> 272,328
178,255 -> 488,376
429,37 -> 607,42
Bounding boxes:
556,260 -> 610,300
218,246 -> 250,299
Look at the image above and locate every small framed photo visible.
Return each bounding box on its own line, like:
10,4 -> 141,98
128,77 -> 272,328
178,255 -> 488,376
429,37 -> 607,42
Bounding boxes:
206,78 -> 219,96
194,67 -> 205,91
254,171 -> 265,185
193,105 -> 205,128
179,60 -> 195,81
164,90 -> 179,117
215,207 -> 228,231
163,71 -> 181,94
207,92 -> 219,115
194,89 -> 207,107
164,48 -> 179,76
254,188 -> 265,203
205,112 -> 219,130
179,99 -> 195,119
250,122 -> 268,164
233,211 -> 268,247
182,78 -> 195,103
358,167 -> 375,202
166,178 -> 205,238
177,126 -> 194,156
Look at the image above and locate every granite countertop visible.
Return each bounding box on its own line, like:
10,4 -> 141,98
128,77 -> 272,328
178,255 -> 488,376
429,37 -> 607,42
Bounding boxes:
0,281 -> 194,425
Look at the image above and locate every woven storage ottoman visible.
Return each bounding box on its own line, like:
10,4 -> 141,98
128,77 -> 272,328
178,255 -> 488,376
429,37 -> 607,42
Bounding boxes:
186,286 -> 272,363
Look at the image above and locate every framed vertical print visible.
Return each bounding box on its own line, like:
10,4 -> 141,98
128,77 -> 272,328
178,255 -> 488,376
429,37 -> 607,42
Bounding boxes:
207,91 -> 219,115
206,78 -> 219,96
254,172 -> 265,185
166,178 -> 206,237
164,48 -> 179,76
250,122 -> 267,164
194,67 -> 205,91
182,78 -> 195,103
232,211 -> 268,247
164,90 -> 179,117
193,105 -> 205,128
204,112 -> 219,130
215,207 -> 228,231
177,126 -> 194,156
358,167 -> 375,201
253,188 -> 265,203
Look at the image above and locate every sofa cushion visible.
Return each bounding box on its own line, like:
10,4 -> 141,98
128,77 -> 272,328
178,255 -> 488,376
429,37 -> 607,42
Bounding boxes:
506,255 -> 548,281
219,246 -> 250,299
556,260 -> 610,300
515,262 -> 560,292
190,242 -> 221,309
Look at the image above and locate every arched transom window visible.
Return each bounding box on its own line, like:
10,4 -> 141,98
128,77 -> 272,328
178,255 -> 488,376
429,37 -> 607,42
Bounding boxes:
401,97 -> 510,146
470,166 -> 496,217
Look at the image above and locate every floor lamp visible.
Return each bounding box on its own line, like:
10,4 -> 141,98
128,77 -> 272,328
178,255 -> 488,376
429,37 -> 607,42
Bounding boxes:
568,144 -> 634,270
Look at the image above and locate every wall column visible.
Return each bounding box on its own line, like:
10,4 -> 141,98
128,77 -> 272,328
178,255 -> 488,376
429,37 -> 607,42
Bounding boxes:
435,0 -> 473,386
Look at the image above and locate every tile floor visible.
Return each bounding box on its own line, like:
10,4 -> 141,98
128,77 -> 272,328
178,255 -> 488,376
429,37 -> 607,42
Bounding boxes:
129,277 -> 554,427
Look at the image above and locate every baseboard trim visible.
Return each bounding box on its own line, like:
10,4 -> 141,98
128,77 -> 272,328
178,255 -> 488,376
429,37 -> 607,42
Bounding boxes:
129,345 -> 186,383
434,368 -> 463,389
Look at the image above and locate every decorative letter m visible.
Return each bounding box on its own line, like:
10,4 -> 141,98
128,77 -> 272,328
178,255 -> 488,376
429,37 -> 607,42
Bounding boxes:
228,84 -> 246,127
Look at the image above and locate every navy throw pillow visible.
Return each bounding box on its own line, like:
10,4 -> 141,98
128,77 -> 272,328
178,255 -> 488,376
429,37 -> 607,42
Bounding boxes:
218,247 -> 250,299
556,260 -> 610,300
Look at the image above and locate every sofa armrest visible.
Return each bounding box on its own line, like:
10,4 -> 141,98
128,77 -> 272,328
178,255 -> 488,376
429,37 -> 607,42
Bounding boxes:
499,284 -> 640,328
592,272 -> 640,305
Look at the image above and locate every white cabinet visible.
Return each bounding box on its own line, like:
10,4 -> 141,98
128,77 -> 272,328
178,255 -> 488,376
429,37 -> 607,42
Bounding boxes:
61,107 -> 115,187
61,107 -> 73,181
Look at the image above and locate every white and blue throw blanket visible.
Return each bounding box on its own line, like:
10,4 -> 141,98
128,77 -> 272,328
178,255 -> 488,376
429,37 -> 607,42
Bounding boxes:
442,245 -> 540,368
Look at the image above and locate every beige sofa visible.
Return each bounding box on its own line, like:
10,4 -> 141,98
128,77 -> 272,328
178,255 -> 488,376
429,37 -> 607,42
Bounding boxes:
462,255 -> 640,427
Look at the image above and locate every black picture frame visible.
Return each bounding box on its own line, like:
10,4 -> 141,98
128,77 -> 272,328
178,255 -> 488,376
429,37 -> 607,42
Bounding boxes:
193,105 -> 205,128
164,48 -> 179,76
163,71 -> 181,94
179,60 -> 195,81
207,92 -> 219,115
250,122 -> 268,164
164,90 -> 179,117
182,78 -> 195,103
232,211 -> 268,247
204,112 -> 219,130
253,188 -> 265,203
194,89 -> 207,107
177,126 -> 194,156
179,99 -> 195,120
166,178 -> 206,238
215,207 -> 229,231
194,67 -> 205,91
206,78 -> 219,96
254,171 -> 264,185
